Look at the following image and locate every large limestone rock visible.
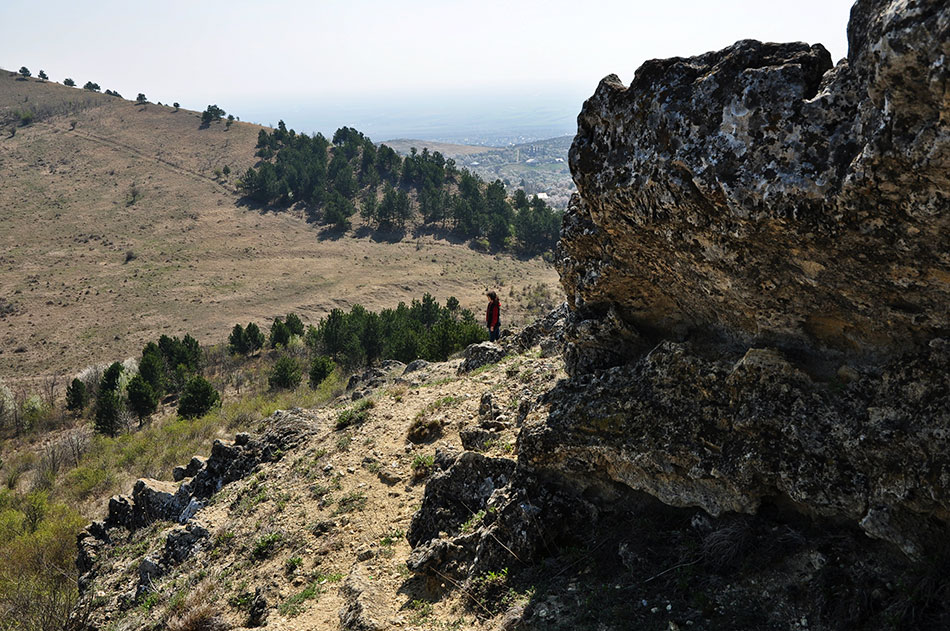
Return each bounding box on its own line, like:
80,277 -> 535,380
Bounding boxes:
544,0 -> 950,555
561,0 -> 950,373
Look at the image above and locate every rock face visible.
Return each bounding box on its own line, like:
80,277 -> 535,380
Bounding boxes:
562,0 -> 949,371
546,0 -> 950,556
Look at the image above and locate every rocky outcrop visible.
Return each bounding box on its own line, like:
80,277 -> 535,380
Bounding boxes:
76,410 -> 314,595
543,0 -> 950,556
458,342 -> 507,373
519,338 -> 950,557
562,0 -> 949,371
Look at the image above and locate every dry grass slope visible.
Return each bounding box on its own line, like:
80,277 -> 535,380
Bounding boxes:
0,70 -> 560,382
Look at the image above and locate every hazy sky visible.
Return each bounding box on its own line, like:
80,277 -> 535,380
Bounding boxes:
2,0 -> 855,137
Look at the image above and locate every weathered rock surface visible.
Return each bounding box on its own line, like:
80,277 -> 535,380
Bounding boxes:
519,338 -> 950,557
76,409 -> 314,599
562,0 -> 950,372
543,0 -> 950,557
458,342 -> 507,373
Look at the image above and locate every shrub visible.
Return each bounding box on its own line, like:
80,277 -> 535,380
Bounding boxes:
410,453 -> 434,479
335,400 -> 373,429
178,376 -> 220,419
308,356 -> 335,389
251,532 -> 283,558
269,356 -> 301,390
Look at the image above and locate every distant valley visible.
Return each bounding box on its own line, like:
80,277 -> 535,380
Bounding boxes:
384,135 -> 575,209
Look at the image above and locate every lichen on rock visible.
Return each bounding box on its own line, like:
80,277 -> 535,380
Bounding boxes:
561,0 -> 950,371
548,0 -> 950,556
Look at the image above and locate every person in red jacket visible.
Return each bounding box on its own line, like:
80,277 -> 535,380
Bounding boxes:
485,290 -> 501,342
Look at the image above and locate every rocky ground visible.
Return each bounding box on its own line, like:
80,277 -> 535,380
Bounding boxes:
71,312 -> 950,631
72,328 -> 566,631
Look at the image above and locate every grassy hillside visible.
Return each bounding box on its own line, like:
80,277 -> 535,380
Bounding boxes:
0,70 -> 560,382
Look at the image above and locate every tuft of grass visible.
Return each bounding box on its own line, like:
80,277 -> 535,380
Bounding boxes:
251,532 -> 283,559
333,491 -> 367,515
335,399 -> 373,430
410,453 -> 435,480
285,556 -> 303,575
460,510 -> 486,534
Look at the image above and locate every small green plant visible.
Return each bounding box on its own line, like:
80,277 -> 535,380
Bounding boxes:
140,592 -> 161,612
214,531 -> 236,548
336,400 -> 373,429
251,532 -> 283,558
460,510 -> 486,534
333,491 -> 367,515
278,581 -> 322,617
408,599 -> 434,625
285,556 -> 303,575
335,434 -> 352,452
410,453 -> 435,479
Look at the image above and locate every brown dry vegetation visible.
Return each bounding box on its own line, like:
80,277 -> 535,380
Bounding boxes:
0,70 -> 560,383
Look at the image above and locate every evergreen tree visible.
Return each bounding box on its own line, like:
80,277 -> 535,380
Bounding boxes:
285,313 -> 305,336
18,67 -> 30,78
136,93 -> 147,104
65,378 -> 88,413
269,317 -> 291,348
94,390 -> 122,436
245,322 -> 265,351
228,324 -> 249,355
83,81 -> 100,92
37,70 -> 48,81
63,78 -> 75,87
309,356 -> 335,388
126,375 -> 158,422
139,346 -> 165,396
178,376 -> 220,418
100,362 -> 124,393
269,355 -> 302,390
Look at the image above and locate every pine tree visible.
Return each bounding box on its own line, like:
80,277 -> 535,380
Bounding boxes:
285,313 -> 305,336
126,375 -> 158,422
178,376 -> 220,418
65,378 -> 88,413
245,322 -> 265,351
94,390 -> 122,436
228,324 -> 249,355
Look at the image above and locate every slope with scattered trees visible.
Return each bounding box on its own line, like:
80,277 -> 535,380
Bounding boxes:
241,125 -> 563,254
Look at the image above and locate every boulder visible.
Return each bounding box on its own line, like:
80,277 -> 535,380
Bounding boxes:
458,342 -> 507,374
561,0 -> 950,373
